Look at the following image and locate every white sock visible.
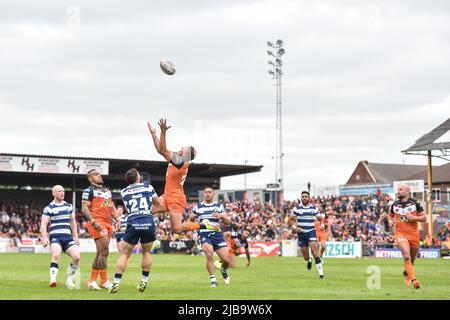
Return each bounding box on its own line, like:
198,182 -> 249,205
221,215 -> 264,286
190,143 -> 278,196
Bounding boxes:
67,264 -> 78,282
316,263 -> 324,276
114,273 -> 122,284
141,275 -> 149,283
308,257 -> 312,263
50,267 -> 58,283
210,275 -> 217,283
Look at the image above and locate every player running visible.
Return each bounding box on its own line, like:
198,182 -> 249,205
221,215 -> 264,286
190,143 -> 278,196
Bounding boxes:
314,210 -> 331,262
81,169 -> 120,290
389,184 -> 427,289
223,229 -> 251,268
115,206 -> 127,254
40,185 -> 80,289
147,119 -> 219,233
191,187 -> 231,287
289,191 -> 325,279
109,168 -> 160,294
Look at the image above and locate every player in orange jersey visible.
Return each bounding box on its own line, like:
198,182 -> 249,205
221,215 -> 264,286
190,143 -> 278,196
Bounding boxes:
147,119 -> 219,233
223,229 -> 251,268
81,169 -> 120,290
314,212 -> 331,261
389,184 -> 427,289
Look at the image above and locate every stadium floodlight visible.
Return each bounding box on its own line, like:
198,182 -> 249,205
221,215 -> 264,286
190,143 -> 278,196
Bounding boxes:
266,39 -> 285,214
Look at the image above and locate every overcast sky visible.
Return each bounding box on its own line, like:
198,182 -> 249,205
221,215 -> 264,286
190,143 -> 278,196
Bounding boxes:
1,0 -> 449,200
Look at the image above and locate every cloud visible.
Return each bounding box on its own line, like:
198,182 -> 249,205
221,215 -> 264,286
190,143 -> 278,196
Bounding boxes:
1,0 -> 449,200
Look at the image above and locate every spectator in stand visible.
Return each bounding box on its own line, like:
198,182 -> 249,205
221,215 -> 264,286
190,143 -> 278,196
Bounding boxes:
0,196 -> 442,253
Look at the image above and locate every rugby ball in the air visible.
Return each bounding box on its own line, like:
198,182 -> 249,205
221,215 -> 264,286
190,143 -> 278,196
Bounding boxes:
160,60 -> 176,75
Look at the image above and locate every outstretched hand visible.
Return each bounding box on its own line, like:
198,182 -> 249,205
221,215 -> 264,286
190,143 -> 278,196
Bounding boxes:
158,119 -> 172,132
147,122 -> 156,134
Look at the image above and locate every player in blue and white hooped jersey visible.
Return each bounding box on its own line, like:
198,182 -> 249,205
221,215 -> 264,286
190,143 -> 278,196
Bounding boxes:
289,191 -> 325,279
109,168 -> 160,294
191,187 -> 231,287
40,185 -> 80,289
114,205 -> 127,253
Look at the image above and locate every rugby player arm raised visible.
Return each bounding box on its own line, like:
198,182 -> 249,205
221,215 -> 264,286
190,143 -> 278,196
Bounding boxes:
149,119 -> 174,162
148,122 -> 162,155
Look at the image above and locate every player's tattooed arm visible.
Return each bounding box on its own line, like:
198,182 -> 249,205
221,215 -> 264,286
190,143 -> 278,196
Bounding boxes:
40,215 -> 50,247
81,200 -> 102,231
157,118 -> 174,162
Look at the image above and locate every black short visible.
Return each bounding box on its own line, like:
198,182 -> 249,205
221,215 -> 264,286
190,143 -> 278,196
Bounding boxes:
122,216 -> 156,245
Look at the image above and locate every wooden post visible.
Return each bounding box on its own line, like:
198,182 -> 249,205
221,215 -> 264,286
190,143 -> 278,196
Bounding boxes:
427,150 -> 433,239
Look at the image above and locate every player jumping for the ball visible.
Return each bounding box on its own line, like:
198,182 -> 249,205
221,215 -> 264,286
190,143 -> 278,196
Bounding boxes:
147,119 -> 219,233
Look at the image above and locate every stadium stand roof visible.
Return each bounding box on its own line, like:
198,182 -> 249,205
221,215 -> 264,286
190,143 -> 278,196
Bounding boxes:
0,153 -> 263,178
403,118 -> 450,153
0,153 -> 263,202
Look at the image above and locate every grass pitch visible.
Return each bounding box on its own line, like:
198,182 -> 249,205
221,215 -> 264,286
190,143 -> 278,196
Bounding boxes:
0,253 -> 448,300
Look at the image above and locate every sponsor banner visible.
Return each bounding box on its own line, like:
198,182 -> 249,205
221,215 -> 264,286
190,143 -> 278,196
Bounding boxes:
339,184 -> 393,196
18,246 -> 35,253
323,241 -> 362,258
281,240 -> 298,257
393,180 -> 425,194
374,248 -> 441,258
433,203 -> 450,214
161,240 -> 195,254
237,241 -> 280,257
78,238 -> 118,253
0,239 -> 9,253
0,155 -> 109,175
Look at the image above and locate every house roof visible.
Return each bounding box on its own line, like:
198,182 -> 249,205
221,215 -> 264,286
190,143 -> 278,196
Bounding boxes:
402,162 -> 450,183
367,162 -> 430,184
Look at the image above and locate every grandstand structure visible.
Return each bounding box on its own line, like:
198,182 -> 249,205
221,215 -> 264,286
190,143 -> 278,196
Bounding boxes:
0,153 -> 262,207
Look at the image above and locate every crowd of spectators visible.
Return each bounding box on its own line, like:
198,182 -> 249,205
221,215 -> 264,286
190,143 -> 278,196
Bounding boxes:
1,195 -> 449,252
